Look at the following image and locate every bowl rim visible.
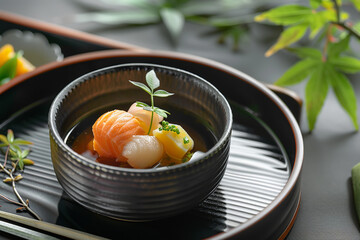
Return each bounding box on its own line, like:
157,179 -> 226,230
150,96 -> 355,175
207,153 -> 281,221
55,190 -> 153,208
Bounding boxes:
48,62 -> 233,173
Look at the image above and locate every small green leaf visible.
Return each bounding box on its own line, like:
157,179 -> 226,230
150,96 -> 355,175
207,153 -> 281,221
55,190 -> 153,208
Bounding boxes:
9,144 -> 21,154
145,70 -> 160,91
305,63 -> 329,131
135,101 -> 150,108
129,80 -> 152,95
20,149 -> 30,158
330,56 -> 360,74
274,58 -> 320,86
23,159 -> 34,166
265,24 -> 308,57
287,47 -> 322,60
17,161 -> 24,171
142,106 -> 153,112
153,89 -> 174,97
160,7 -> 185,41
308,10 -> 332,39
0,134 -> 8,145
254,5 -> 312,25
12,139 -> 33,146
154,108 -> 170,118
328,68 -> 358,129
328,34 -> 350,57
7,130 -> 14,143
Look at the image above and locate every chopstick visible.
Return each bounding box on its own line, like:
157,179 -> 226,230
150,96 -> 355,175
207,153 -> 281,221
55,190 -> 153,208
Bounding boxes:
0,210 -> 108,240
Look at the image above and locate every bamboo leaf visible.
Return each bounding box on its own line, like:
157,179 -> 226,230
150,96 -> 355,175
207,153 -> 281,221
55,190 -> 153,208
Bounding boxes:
160,7 -> 185,41
305,63 -> 329,131
330,56 -> 360,74
328,67 -> 358,129
275,58 -> 320,86
254,5 -> 312,25
145,70 -> 160,91
265,24 -> 308,57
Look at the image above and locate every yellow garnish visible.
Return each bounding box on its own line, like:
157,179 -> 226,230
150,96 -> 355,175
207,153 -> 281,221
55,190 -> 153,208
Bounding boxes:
153,122 -> 194,160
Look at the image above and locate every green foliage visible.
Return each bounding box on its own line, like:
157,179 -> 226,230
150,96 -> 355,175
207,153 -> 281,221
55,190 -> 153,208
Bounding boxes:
256,0 -> 360,131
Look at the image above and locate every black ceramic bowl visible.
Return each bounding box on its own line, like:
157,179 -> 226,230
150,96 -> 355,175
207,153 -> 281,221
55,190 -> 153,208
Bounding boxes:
48,63 -> 233,221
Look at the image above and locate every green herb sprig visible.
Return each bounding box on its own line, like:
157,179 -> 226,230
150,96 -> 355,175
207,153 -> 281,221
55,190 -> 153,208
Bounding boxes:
158,120 -> 180,134
0,129 -> 40,220
255,0 -> 360,131
129,70 -> 174,135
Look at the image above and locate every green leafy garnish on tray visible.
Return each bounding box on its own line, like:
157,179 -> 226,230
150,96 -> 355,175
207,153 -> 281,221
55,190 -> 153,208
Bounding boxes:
0,129 -> 41,220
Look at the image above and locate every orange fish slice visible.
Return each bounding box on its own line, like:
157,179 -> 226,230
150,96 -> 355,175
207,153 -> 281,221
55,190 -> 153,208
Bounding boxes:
92,110 -> 145,162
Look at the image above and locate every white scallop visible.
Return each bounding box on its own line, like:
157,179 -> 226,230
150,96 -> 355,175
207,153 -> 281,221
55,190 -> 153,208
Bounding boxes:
122,135 -> 164,169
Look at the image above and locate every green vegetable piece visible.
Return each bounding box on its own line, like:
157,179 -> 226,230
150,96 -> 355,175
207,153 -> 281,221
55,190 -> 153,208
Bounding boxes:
0,52 -> 20,85
352,162 -> 360,223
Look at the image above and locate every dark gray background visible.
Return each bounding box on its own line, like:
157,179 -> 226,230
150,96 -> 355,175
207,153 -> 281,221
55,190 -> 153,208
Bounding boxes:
1,0 -> 360,239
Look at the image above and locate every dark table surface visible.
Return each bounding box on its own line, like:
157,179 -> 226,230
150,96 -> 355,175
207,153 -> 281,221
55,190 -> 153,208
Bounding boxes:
1,1 -> 360,239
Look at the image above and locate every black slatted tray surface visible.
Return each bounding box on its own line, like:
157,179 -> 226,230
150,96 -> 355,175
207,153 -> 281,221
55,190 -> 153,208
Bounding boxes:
0,96 -> 290,239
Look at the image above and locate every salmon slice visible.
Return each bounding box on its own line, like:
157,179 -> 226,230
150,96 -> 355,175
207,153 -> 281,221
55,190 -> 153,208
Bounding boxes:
92,110 -> 145,162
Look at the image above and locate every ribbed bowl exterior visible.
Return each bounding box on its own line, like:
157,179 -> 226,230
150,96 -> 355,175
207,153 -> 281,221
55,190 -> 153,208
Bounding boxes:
48,63 -> 232,221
